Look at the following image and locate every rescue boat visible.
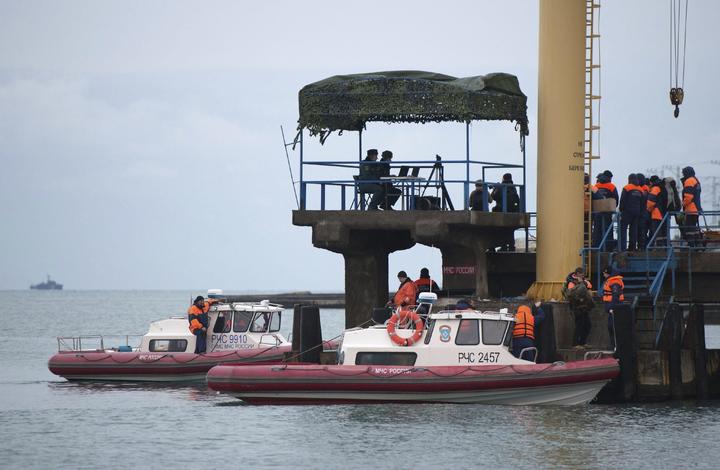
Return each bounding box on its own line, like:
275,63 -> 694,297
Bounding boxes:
207,293 -> 620,405
49,295 -> 327,382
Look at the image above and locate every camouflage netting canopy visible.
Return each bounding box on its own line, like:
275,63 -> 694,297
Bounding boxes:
298,71 -> 528,143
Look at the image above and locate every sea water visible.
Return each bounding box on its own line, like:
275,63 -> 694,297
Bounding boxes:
1,290 -> 719,470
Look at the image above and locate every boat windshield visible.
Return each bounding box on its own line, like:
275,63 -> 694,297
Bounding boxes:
233,311 -> 253,333
250,312 -> 270,333
482,320 -> 509,346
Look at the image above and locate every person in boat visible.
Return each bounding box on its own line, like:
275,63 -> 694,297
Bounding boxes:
414,267 -> 440,294
602,267 -> 624,350
562,267 -> 594,349
387,270 -> 418,309
188,295 -> 218,354
512,303 -> 545,360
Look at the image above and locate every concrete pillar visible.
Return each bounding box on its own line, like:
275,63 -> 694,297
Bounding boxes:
343,250 -> 389,328
529,0 -> 586,300
438,234 -> 490,298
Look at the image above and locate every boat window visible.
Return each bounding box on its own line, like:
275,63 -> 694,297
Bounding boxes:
269,312 -> 281,332
482,320 -> 508,345
213,312 -> 232,333
355,352 -> 417,366
233,311 -> 253,333
149,339 -> 188,352
455,319 -> 480,345
250,312 -> 270,333
424,319 -> 435,344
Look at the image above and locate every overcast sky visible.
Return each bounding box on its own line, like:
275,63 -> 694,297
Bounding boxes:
1,0 -> 718,290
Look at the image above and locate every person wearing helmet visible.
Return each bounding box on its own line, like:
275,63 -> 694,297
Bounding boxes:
681,166 -> 702,246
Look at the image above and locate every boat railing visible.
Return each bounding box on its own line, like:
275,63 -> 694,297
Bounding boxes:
517,347 -> 538,363
56,334 -> 143,352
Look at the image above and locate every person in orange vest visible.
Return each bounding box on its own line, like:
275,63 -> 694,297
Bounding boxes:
414,267 -> 440,294
387,271 -> 418,309
636,173 -> 650,249
619,173 -> 646,252
602,267 -> 624,350
188,295 -> 218,354
646,175 -> 668,246
681,166 -> 702,246
592,171 -> 619,249
512,303 -> 545,360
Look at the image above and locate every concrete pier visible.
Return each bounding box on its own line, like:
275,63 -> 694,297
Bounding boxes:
293,210 -> 529,327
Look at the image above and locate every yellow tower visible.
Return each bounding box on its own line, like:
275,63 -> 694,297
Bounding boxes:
527,0 -> 587,300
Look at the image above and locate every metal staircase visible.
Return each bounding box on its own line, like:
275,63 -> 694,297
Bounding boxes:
583,0 -> 602,273
616,252 -> 677,349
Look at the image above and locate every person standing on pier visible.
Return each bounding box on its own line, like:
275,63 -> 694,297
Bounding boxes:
681,166 -> 702,246
591,171 -> 618,249
619,173 -> 646,251
188,296 -> 218,354
388,271 -> 418,309
602,267 -> 624,350
646,175 -> 668,246
563,268 -> 594,349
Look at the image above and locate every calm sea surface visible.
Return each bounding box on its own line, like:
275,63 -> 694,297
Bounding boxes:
2,290 -> 720,470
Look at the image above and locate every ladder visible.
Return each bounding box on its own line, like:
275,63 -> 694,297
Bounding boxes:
584,0 -> 601,274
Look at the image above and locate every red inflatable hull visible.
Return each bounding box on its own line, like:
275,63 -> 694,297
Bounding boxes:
207,358 -> 620,405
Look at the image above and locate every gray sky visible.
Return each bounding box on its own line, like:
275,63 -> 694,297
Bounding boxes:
1,0 -> 718,290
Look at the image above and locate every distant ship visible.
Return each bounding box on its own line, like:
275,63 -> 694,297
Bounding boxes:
30,275 -> 63,290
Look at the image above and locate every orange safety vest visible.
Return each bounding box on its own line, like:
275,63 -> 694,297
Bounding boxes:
568,279 -> 592,290
393,280 -> 418,307
513,305 -> 535,340
602,276 -> 625,303
187,300 -> 215,333
646,186 -> 663,221
683,176 -> 700,214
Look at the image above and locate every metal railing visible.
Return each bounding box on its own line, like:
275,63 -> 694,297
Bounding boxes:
298,159 -> 526,213
57,334 -> 143,352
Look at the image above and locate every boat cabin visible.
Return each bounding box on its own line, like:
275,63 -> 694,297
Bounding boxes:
339,294 -> 534,367
138,300 -> 288,353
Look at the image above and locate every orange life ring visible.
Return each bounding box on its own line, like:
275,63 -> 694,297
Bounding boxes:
387,309 -> 424,347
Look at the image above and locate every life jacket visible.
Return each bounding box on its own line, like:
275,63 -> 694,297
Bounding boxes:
188,301 -> 213,333
620,184 -> 645,215
593,182 -> 617,201
393,280 -> 418,307
602,276 -> 625,303
646,185 -> 664,221
414,277 -> 436,293
513,305 -> 535,340
682,176 -> 702,214
568,279 -> 592,290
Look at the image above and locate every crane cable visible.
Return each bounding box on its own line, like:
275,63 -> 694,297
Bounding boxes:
669,0 -> 689,118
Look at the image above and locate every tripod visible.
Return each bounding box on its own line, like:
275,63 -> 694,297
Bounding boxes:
420,155 -> 454,210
